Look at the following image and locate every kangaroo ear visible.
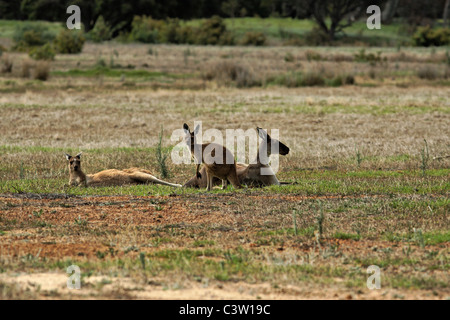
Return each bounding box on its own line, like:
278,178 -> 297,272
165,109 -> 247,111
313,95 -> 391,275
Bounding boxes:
65,154 -> 72,160
183,123 -> 190,132
75,152 -> 82,159
257,127 -> 268,140
194,124 -> 201,135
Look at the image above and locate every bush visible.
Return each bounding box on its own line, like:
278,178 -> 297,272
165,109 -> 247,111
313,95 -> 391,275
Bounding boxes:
129,15 -> 236,45
240,31 -> 266,46
327,74 -> 355,86
29,43 -> 55,60
0,44 -> 6,56
354,49 -> 386,66
195,16 -> 235,45
304,28 -> 330,46
417,65 -> 440,80
203,61 -> 260,87
301,72 -> 326,86
12,22 -> 56,51
413,26 -> 450,47
305,50 -> 323,61
160,19 -> 196,44
34,61 -> 50,81
270,70 -> 354,88
129,16 -> 162,43
0,54 -> 13,73
87,16 -> 113,43
54,29 -> 85,54
21,59 -> 33,78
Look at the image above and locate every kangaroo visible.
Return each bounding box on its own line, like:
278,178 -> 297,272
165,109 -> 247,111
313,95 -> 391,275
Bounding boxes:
183,123 -> 241,191
183,127 -> 289,188
65,152 -> 182,188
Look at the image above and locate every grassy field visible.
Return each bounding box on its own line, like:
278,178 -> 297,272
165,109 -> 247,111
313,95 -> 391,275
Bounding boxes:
0,17 -> 411,46
0,37 -> 449,299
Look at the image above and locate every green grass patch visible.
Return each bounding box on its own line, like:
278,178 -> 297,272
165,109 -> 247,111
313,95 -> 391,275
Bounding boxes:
382,230 -> 450,245
51,66 -> 191,80
266,169 -> 450,196
0,19 -> 62,39
333,232 -> 361,241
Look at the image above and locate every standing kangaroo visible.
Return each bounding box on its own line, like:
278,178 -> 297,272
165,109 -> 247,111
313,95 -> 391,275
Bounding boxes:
65,152 -> 181,187
183,127 -> 289,188
183,123 -> 241,191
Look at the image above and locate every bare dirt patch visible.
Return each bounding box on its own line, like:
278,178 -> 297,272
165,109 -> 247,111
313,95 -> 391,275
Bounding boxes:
0,193 -> 448,300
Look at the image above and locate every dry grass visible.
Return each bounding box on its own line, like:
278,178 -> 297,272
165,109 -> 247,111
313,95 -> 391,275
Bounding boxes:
33,61 -> 50,81
0,54 -> 13,73
417,65 -> 443,80
0,86 -> 448,173
20,59 -> 33,78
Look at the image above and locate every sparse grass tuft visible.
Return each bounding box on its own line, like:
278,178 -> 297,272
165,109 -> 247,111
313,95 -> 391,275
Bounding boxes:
156,126 -> 169,178
420,139 -> 429,176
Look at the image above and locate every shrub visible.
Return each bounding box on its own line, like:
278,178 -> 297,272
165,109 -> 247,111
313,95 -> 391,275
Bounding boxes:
87,16 -> 112,43
343,74 -> 355,85
417,65 -> 440,80
12,22 -> 55,51
21,59 -> 33,78
305,50 -> 323,61
270,70 -> 353,88
284,52 -> 294,62
0,54 -> 13,73
203,61 -> 260,87
29,43 -> 55,60
413,26 -> 450,47
195,16 -> 235,45
301,72 -> 326,86
304,28 -> 330,46
0,44 -> 6,56
34,61 -> 50,81
270,72 -> 303,87
354,49 -> 386,66
129,16 -> 236,45
54,29 -> 85,54
327,74 -> 355,86
240,31 -> 266,46
129,16 -> 162,43
271,71 -> 326,87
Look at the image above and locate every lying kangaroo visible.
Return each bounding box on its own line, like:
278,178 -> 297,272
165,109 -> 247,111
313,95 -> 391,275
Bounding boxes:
65,152 -> 181,188
183,123 -> 241,191
183,127 -> 289,188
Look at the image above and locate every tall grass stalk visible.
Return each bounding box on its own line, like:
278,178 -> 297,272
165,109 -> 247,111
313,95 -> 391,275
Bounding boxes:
156,126 -> 169,178
355,145 -> 363,167
420,139 -> 429,176
292,210 -> 298,235
316,201 -> 324,239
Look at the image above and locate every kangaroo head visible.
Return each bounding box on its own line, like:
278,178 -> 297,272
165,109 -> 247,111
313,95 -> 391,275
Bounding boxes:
257,127 -> 290,156
65,152 -> 83,172
183,123 -> 200,149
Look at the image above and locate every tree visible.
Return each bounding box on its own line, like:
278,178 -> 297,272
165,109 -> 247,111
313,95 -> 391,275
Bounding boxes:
0,0 -> 22,19
444,0 -> 450,27
382,0 -> 399,24
304,0 -> 385,41
221,0 -> 240,19
397,0 -> 446,27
